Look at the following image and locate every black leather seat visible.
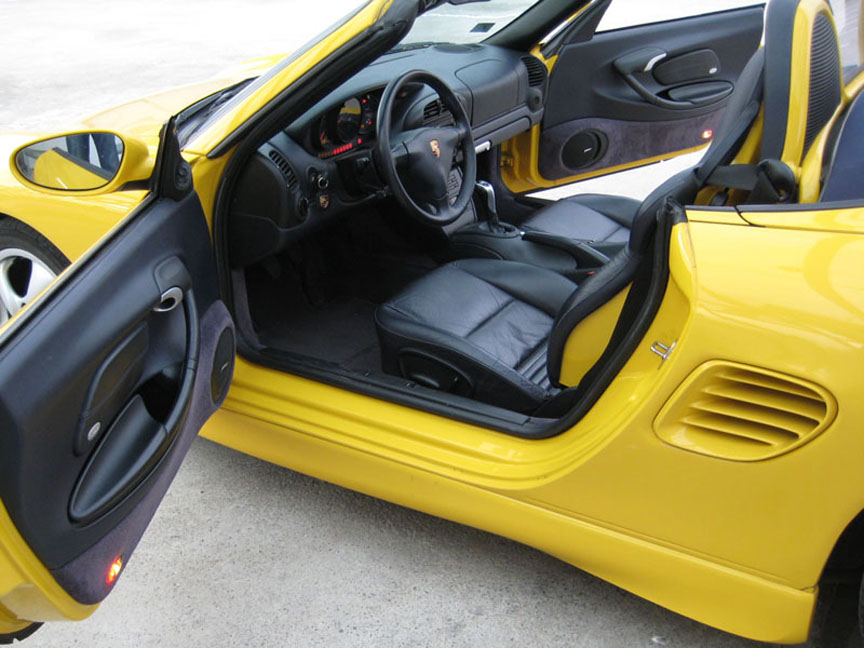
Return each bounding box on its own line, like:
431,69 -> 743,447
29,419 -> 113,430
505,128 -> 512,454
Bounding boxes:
521,194 -> 639,247
375,259 -> 576,412
516,0 -> 841,242
376,192 -> 669,413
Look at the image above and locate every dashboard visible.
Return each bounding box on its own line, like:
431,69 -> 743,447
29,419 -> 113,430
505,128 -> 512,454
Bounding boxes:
228,43 -> 549,268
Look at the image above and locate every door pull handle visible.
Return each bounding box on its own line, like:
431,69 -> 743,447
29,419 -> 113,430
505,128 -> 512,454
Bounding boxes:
153,286 -> 184,313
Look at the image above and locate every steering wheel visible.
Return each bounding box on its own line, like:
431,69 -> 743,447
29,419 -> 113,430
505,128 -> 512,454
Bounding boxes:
375,70 -> 476,226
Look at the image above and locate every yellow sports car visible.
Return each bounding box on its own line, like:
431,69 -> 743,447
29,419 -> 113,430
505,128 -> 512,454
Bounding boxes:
2,0 -> 863,644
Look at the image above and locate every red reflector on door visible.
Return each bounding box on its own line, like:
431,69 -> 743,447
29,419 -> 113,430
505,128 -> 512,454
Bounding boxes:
106,556 -> 123,586
701,129 -> 714,140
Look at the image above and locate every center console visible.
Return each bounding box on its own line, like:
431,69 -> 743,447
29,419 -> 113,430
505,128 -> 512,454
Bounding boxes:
449,182 -> 621,281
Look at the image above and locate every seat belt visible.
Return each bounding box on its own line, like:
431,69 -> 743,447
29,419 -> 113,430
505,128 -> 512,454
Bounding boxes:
705,158 -> 797,204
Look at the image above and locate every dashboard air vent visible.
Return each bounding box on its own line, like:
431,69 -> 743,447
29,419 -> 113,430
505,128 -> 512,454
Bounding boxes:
654,362 -> 836,461
521,55 -> 548,89
422,99 -> 454,126
267,149 -> 298,190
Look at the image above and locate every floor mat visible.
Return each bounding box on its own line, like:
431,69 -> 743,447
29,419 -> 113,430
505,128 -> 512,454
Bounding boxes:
257,296 -> 382,373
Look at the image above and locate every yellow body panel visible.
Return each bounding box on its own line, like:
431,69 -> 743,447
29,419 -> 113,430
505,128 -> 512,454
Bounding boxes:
0,502 -> 95,632
198,213 -> 864,643
742,202 -> 864,232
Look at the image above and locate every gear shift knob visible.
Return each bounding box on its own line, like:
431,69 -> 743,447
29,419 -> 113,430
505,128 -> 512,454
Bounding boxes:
475,180 -> 503,232
475,180 -> 497,216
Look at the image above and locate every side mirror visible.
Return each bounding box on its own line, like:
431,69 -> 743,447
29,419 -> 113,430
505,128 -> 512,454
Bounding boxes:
11,131 -> 152,195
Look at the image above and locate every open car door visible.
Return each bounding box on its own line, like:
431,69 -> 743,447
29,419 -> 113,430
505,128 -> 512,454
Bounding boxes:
0,121 -> 234,641
501,1 -> 765,192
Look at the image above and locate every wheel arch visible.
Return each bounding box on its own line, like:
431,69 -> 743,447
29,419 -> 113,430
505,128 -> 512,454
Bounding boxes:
823,507 -> 864,577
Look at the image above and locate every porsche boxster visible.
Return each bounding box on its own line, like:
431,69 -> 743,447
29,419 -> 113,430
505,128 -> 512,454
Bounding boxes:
1,0 -> 863,644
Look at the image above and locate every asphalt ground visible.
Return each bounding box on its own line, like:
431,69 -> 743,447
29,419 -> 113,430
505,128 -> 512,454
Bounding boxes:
2,1 -> 856,646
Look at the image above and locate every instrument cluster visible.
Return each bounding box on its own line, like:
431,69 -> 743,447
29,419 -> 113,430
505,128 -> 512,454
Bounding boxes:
316,91 -> 380,158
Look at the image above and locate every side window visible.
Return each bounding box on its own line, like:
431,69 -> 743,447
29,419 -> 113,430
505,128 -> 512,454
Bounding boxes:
830,0 -> 863,72
595,0 -> 763,32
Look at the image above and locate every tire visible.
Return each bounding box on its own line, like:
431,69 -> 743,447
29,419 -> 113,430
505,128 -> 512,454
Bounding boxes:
0,622 -> 43,644
0,217 -> 70,325
859,574 -> 864,644
810,571 -> 864,648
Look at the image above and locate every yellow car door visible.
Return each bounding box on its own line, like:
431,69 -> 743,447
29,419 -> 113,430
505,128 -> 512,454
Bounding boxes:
0,122 -> 235,641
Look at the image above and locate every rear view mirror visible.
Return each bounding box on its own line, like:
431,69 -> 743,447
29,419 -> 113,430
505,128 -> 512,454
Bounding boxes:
11,131 -> 152,195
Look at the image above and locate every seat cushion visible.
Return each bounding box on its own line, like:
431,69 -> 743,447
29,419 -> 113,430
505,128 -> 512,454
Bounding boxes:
375,259 -> 577,412
520,194 -> 640,246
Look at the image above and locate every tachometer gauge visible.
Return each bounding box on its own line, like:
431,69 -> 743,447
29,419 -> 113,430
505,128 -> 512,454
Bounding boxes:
335,97 -> 362,143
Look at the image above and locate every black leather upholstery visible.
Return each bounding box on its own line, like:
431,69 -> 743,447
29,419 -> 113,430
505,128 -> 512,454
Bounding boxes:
521,194 -> 640,246
376,197 -> 680,413
375,259 -> 576,412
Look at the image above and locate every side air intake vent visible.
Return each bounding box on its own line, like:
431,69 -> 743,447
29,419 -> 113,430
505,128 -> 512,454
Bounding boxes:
422,99 -> 454,126
267,149 -> 298,190
654,362 -> 836,461
522,55 -> 548,89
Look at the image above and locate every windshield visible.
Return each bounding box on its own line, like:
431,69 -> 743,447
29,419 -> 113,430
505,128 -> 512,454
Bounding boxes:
183,0 -> 371,147
402,0 -> 543,45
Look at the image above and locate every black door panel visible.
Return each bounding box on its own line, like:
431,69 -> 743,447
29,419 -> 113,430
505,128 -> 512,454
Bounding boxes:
545,7 -> 764,125
537,6 -> 763,182
0,192 -> 233,604
538,111 -> 725,180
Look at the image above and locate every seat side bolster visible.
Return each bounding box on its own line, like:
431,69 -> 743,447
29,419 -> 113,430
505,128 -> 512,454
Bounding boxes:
547,251 -> 640,386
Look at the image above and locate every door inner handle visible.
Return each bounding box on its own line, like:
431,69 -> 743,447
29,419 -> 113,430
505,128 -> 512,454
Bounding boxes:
614,48 -> 730,110
154,286 -> 184,313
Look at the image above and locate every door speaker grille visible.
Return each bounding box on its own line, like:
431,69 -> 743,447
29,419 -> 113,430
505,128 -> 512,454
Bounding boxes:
654,362 -> 836,461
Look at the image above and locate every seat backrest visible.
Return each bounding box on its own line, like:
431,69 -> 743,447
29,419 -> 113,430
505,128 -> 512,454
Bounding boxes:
693,0 -> 844,204
761,0 -> 843,170
819,86 -> 864,201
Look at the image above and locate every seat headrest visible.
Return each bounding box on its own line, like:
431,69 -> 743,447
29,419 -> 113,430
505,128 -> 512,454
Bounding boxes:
762,0 -> 843,166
